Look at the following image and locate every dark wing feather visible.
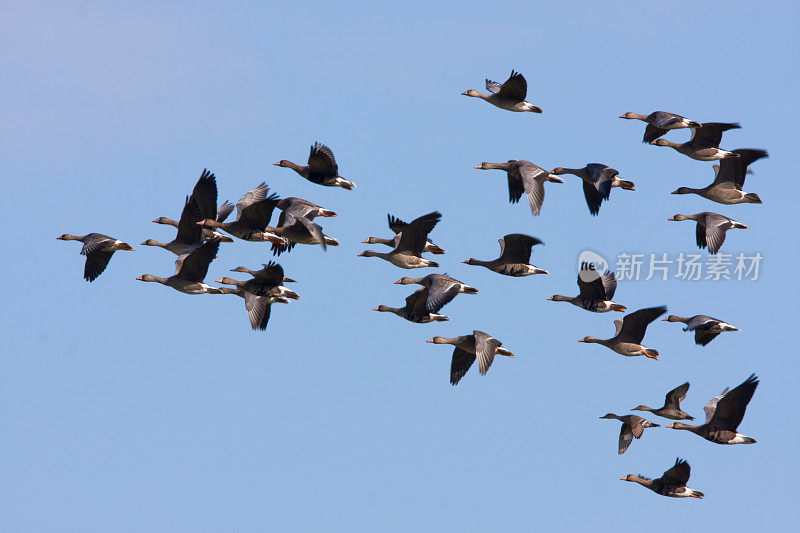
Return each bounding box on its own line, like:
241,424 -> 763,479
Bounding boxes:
307,142 -> 338,183
83,251 -> 114,282
649,112 -> 684,128
665,382 -> 690,410
642,123 -> 669,143
174,239 -> 220,281
174,197 -> 203,244
709,374 -> 758,431
252,262 -> 285,285
618,424 -> 634,455
216,200 -> 234,223
450,347 -> 476,386
404,288 -> 431,322
79,233 -> 115,256
387,214 -> 407,234
424,276 -> 461,315
496,70 -> 527,100
395,212 -> 441,254
715,148 -> 768,188
507,167 -> 525,204
190,169 -> 219,221
498,233 -> 542,264
690,122 -> 740,148
581,181 -> 604,216
616,306 -> 668,344
660,458 -> 691,487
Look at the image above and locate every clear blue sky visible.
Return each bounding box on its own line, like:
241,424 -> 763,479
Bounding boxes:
2,2 -> 798,531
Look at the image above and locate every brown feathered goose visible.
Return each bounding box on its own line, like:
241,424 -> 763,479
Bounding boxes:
57,233 -> 135,282
547,270 -> 625,312
550,164 -> 635,216
269,197 -> 339,255
230,263 -> 297,284
394,274 -> 478,318
620,458 -> 704,499
462,71 -> 542,113
361,214 -> 446,254
426,331 -> 515,385
136,239 -> 222,294
216,262 -> 300,301
667,212 -> 747,255
667,374 -> 758,444
599,413 -> 660,454
197,183 -> 281,242
462,234 -> 548,276
217,287 -> 290,330
651,122 -> 741,161
372,288 -> 451,323
274,142 -> 356,190
632,382 -> 694,421
578,306 -> 667,360
619,111 -> 702,143
473,160 -> 563,215
359,212 -> 441,268
663,315 -> 740,346
142,199 -> 204,255
671,149 -> 768,204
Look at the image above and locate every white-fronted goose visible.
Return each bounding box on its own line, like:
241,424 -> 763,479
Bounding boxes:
372,288 -> 451,323
143,199 -> 204,255
599,413 -> 660,455
359,212 -> 441,269
426,331 -> 514,385
462,70 -> 542,113
551,164 -> 634,216
216,262 -> 300,301
136,239 -> 222,294
632,382 -> 694,421
579,306 -> 667,360
198,183 -> 281,242
621,458 -> 704,499
663,315 -> 739,346
217,287 -> 290,330
671,149 -> 768,204
274,142 -> 356,190
230,263 -> 297,284
619,111 -> 701,143
667,374 -> 758,445
394,274 -> 478,318
667,212 -> 747,255
651,122 -> 741,161
547,270 -> 625,312
473,160 -> 563,215
361,214 -> 446,255
269,197 -> 339,255
57,233 -> 134,282
462,234 -> 547,276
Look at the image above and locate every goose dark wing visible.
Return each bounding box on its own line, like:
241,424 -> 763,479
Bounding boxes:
450,347 -> 476,386
618,423 -> 634,455
690,122 -> 740,148
174,239 -> 220,281
576,270 -> 614,304
616,306 -> 667,344
498,233 -> 542,264
665,382 -> 690,410
649,112 -> 685,129
395,211 -> 441,254
387,214 -> 408,234
507,166 -> 525,204
709,374 -> 758,431
307,142 -> 338,183
715,148 -> 769,188
497,70 -> 527,100
251,261 -> 285,286
174,197 -> 203,244
190,169 -> 219,221
643,124 -> 669,143
424,275 -> 461,315
582,181 -> 605,216
404,288 -> 431,322
244,292 -> 271,330
83,251 -> 114,282
79,233 -> 115,256
216,200 -> 235,223
660,458 -> 691,487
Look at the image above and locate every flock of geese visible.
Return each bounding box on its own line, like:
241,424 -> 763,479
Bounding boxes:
57,70 -> 766,500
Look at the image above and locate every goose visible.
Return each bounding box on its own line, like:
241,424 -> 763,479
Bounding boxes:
152,169 -> 235,242
230,263 -> 296,284
650,122 -> 741,161
671,149 -> 768,204
372,288 -> 451,323
547,270 -> 625,312
462,70 -> 542,113
550,164 -> 634,216
619,111 -> 701,143
274,142 -> 356,190
667,212 -> 747,255
362,214 -> 446,255
136,239 -> 222,294
142,199 -> 204,255
57,233 -> 134,282
632,382 -> 694,421
197,183 -> 281,242
217,287 -> 290,330
426,331 -> 515,385
473,160 -> 563,215
394,274 -> 478,318
269,197 -> 339,255
462,234 -> 547,276
218,261 -> 299,300
599,413 -> 660,455
620,458 -> 704,499
578,306 -> 667,360
663,315 -> 740,346
359,212 -> 441,268
666,374 -> 758,445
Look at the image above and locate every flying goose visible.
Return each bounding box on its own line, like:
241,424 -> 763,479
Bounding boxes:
667,374 -> 758,445
578,306 -> 667,360
550,164 -> 634,216
663,315 -> 740,346
217,287 -> 290,330
230,263 -> 296,284
197,183 -> 281,241
620,458 -> 704,499
671,149 -> 768,204
361,213 -> 446,254
650,122 -> 741,161
426,331 -> 514,385
394,274 -> 478,318
599,413 -> 660,454
547,270 -> 625,312
216,262 -> 300,301
136,239 -> 222,294
632,382 -> 694,420
274,142 -> 356,190
463,234 -> 547,276
667,212 -> 747,255
269,197 -> 339,255
473,160 -> 563,215
619,111 -> 701,143
461,70 -> 542,113
57,233 -> 135,282
372,288 -> 451,323
142,199 -> 205,255
359,212 -> 441,268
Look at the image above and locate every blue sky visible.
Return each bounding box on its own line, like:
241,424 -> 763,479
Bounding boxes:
2,2 -> 798,531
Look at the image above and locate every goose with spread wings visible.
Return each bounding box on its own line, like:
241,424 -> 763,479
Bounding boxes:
361,214 -> 446,254
269,197 -> 339,256
136,239 -> 222,294
359,212 -> 441,268
57,232 -> 135,282
667,212 -> 748,255
551,164 -> 635,216
463,234 -> 548,276
578,306 -> 667,360
672,149 -> 768,204
651,122 -> 741,161
473,160 -> 563,215
197,183 -> 281,242
274,142 -> 356,190
663,314 -> 740,346
427,331 -> 515,385
462,70 -> 542,113
621,458 -> 704,499
547,270 -> 625,312
619,111 -> 701,143
632,382 -> 694,420
599,413 -> 660,455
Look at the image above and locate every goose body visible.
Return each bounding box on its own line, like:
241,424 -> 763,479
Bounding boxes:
462,71 -> 542,113
651,122 -> 741,161
394,274 -> 478,318
372,288 -> 451,323
599,413 -> 659,454
663,315 -> 739,346
198,183 -> 281,242
667,212 -> 747,255
672,149 -> 768,205
620,111 -> 702,143
274,142 -> 356,190
547,270 -> 625,313
269,197 -> 339,255
136,239 -> 222,294
362,214 -> 445,254
57,233 -> 135,282
463,234 -> 548,277
427,331 -> 514,385
621,458 -> 704,499
579,306 -> 667,359
473,160 -> 563,215
359,212 -> 442,269
632,382 -> 694,421
551,164 -> 634,216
